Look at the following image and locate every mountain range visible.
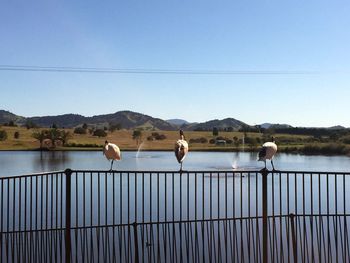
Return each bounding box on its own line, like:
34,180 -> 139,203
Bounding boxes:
0,109 -> 347,131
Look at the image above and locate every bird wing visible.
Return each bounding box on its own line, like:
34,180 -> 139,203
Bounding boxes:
104,143 -> 121,160
175,140 -> 188,163
258,146 -> 267,161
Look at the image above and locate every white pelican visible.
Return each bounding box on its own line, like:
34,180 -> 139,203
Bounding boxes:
103,140 -> 121,170
258,137 -> 277,171
174,130 -> 189,171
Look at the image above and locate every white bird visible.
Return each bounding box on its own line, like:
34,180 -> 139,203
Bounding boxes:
258,137 -> 278,171
103,140 -> 121,170
174,130 -> 189,171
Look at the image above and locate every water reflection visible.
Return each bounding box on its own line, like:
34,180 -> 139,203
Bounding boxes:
33,151 -> 71,171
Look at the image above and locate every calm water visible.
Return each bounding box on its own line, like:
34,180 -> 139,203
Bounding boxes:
1,151 -> 350,177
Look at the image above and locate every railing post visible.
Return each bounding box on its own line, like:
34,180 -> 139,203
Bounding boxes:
133,222 -> 139,263
261,169 -> 269,263
289,213 -> 297,263
65,169 -> 72,263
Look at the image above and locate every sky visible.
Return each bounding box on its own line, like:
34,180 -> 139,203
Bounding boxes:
1,0 -> 350,127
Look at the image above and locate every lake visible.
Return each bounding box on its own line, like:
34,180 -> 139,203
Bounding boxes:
1,150 -> 350,177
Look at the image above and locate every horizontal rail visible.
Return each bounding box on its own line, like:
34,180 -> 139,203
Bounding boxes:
2,169 -> 350,180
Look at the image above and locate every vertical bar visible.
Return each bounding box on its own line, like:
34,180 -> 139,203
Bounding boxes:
0,179 -> 3,261
261,169 -> 268,263
344,173 -> 347,262
65,169 -> 72,263
289,213 -> 297,263
133,222 -> 139,263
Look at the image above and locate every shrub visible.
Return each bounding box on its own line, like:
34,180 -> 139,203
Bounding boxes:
93,129 -> 107,137
147,132 -> 166,141
226,139 -> 233,144
74,127 -> 87,134
25,121 -> 38,129
4,120 -> 16,127
209,139 -> 216,144
14,131 -> 20,139
66,143 -> 101,148
0,130 -> 8,141
189,137 -> 208,144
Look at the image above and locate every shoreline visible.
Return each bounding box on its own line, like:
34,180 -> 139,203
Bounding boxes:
0,147 -> 349,157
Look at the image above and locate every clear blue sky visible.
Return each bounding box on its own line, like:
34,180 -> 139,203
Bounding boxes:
1,0 -> 349,127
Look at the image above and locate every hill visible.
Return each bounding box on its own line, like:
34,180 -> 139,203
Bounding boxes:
260,123 -> 293,129
166,119 -> 190,126
1,110 -> 176,130
27,114 -> 86,128
0,110 -> 25,124
87,111 -> 176,130
184,118 -> 248,131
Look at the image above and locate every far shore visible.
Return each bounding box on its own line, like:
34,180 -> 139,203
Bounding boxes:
0,126 -> 349,156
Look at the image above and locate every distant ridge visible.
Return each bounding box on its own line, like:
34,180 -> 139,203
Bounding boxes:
0,110 -> 176,130
183,118 -> 248,131
260,123 -> 293,129
0,110 -> 25,124
166,119 -> 190,126
1,109 -> 348,131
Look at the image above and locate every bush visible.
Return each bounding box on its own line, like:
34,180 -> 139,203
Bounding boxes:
74,127 -> 87,134
226,139 -> 233,144
93,129 -> 107,137
66,143 -> 101,148
4,121 -> 16,127
155,134 -> 166,140
189,137 -> 208,144
0,130 -> 8,141
147,132 -> 166,141
209,139 -> 216,144
25,121 -> 38,129
302,143 -> 350,155
14,131 -> 20,139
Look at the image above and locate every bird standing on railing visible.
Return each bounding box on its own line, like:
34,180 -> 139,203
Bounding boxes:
258,137 -> 277,171
103,140 -> 121,170
175,130 -> 189,172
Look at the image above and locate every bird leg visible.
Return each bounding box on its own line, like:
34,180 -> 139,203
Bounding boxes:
260,160 -> 267,172
110,160 -> 114,171
271,159 -> 276,171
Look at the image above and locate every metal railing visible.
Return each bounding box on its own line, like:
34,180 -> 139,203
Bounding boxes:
1,169 -> 350,262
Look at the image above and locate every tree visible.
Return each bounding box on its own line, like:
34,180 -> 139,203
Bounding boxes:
82,123 -> 88,130
14,131 -> 20,139
93,129 -> 107,137
212,127 -> 219,136
233,136 -> 240,147
46,128 -> 61,148
7,120 -> 16,127
0,130 -> 8,141
132,130 -> 142,146
74,127 -> 87,134
60,130 -> 72,146
25,120 -> 37,129
108,123 -> 122,132
32,130 -> 48,149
